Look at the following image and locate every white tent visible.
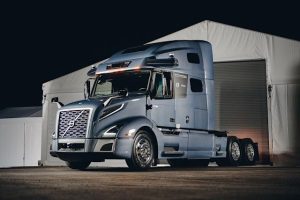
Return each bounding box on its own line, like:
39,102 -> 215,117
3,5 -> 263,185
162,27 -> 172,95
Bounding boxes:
42,20 -> 300,166
0,107 -> 42,168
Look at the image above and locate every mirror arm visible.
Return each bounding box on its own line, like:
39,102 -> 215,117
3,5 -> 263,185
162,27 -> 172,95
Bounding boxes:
51,97 -> 64,108
53,102 -> 63,109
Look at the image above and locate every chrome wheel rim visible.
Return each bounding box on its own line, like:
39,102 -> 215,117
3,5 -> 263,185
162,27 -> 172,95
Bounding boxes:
135,137 -> 152,166
231,142 -> 241,161
246,144 -> 255,161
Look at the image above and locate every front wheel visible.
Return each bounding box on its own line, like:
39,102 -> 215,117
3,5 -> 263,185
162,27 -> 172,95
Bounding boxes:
126,131 -> 154,170
66,161 -> 91,170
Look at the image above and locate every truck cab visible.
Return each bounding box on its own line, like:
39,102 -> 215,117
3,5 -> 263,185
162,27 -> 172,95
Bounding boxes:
50,40 -> 258,170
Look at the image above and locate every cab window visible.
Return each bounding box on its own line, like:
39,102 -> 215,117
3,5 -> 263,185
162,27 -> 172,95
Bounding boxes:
190,78 -> 203,92
174,73 -> 188,98
153,72 -> 173,99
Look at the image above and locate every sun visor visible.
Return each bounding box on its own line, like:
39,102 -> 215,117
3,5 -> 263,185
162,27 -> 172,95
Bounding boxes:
95,58 -> 146,75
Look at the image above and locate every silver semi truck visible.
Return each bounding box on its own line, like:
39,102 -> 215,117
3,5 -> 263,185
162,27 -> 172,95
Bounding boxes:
50,40 -> 259,170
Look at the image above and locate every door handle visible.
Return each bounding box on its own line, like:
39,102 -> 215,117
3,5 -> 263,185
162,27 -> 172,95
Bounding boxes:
146,104 -> 153,110
186,116 -> 189,123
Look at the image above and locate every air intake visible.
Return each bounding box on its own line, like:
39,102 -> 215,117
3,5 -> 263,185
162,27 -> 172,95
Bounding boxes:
144,56 -> 178,67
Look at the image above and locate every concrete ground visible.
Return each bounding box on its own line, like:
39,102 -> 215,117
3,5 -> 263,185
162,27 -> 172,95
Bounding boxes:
0,165 -> 299,200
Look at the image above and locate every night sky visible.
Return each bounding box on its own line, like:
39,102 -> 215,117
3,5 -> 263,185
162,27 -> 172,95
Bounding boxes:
1,1 -> 299,110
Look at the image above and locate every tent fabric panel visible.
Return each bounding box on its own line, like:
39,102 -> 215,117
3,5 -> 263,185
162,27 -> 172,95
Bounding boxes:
268,37 -> 300,84
0,120 -> 25,167
287,84 -> 300,165
208,21 -> 267,62
271,84 -> 300,165
0,118 -> 42,168
150,20 -> 208,43
24,118 -> 42,166
271,85 -> 289,154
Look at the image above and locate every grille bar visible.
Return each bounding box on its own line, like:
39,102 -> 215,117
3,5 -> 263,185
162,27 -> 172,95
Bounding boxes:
58,109 -> 90,138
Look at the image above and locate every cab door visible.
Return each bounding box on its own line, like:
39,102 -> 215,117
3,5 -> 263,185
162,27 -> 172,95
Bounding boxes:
147,71 -> 175,127
174,73 -> 193,129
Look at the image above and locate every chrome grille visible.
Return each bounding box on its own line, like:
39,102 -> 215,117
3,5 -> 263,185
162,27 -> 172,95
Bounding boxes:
58,109 -> 90,138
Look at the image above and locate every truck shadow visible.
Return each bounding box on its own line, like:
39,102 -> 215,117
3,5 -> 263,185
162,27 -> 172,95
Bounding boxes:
83,165 -> 268,173
84,166 -> 173,172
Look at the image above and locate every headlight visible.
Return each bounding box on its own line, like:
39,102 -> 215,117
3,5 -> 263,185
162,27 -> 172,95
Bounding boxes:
102,125 -> 121,138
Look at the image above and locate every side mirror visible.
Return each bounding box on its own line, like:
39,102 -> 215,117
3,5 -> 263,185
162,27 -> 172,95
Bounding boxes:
51,97 -> 64,108
87,66 -> 97,77
84,80 -> 91,99
118,89 -> 128,97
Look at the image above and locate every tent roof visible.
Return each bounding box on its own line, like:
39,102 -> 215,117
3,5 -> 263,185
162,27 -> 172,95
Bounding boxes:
151,20 -> 300,43
0,106 -> 42,119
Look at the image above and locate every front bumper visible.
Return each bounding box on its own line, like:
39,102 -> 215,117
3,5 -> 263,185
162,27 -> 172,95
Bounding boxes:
50,137 -> 134,161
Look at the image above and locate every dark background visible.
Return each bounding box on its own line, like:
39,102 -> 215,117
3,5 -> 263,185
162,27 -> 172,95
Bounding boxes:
0,1 -> 299,110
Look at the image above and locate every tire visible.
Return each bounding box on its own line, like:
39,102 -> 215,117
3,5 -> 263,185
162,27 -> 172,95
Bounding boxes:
240,138 -> 257,165
216,136 -> 241,166
168,159 -> 209,168
66,161 -> 91,170
126,131 -> 154,170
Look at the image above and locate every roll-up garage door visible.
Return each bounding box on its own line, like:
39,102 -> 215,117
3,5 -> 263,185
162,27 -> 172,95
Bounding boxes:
214,60 -> 269,163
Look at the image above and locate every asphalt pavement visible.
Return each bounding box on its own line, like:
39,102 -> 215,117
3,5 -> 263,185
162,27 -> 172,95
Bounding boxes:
0,165 -> 299,200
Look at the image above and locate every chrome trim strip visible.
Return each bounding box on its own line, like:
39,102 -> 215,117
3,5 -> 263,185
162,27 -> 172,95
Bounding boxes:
58,139 -> 85,143
99,103 -> 124,120
103,96 -> 119,107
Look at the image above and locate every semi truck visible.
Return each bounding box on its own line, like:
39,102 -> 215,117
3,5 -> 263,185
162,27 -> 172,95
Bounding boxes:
50,40 -> 259,170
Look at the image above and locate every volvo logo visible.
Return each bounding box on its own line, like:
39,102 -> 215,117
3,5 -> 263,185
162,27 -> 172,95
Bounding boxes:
68,120 -> 75,127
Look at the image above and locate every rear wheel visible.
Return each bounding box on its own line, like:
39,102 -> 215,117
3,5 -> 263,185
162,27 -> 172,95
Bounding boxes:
168,159 -> 209,168
66,161 -> 91,170
216,136 -> 241,166
240,138 -> 257,165
126,131 -> 154,170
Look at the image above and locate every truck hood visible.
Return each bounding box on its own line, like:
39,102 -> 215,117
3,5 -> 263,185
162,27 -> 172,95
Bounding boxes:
57,93 -> 147,138
62,98 -> 104,110
59,93 -> 147,124
62,93 -> 146,110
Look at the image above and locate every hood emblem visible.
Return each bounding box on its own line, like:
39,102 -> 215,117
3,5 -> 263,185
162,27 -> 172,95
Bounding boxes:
68,120 -> 75,127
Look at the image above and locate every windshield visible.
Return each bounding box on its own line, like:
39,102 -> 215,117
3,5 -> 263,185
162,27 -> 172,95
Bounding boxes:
91,70 -> 151,97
